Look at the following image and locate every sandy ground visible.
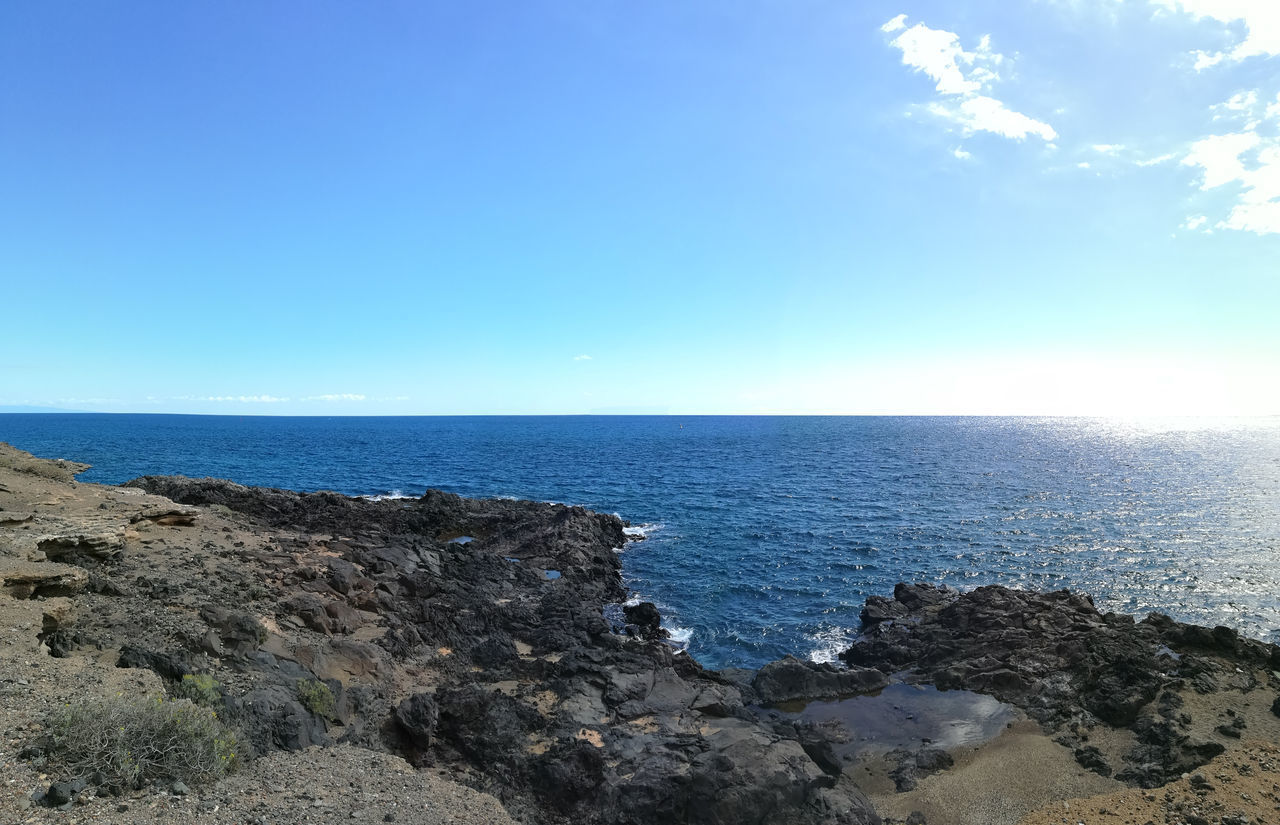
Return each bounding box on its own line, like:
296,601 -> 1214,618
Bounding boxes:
1018,741 -> 1280,825
0,444 -> 515,825
846,719 -> 1123,825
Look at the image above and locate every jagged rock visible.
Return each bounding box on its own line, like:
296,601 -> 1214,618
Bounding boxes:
394,693 -> 439,750
1074,745 -> 1112,776
623,601 -> 664,639
860,595 -> 908,625
199,605 -> 264,657
843,583 -> 1280,786
234,683 -> 331,752
116,644 -> 194,680
753,655 -> 889,705
886,747 -> 953,792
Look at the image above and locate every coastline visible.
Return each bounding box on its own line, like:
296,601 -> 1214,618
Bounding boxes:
2,442 -> 1278,825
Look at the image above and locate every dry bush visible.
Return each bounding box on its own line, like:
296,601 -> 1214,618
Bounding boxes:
43,695 -> 239,788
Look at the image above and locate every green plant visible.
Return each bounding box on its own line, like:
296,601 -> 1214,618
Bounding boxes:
296,679 -> 335,718
172,674 -> 222,706
42,696 -> 238,789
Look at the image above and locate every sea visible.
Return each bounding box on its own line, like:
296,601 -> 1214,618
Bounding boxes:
2,414 -> 1277,669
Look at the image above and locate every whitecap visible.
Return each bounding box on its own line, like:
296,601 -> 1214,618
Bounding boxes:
623,522 -> 663,538
806,626 -> 858,665
665,625 -> 693,648
359,490 -> 415,501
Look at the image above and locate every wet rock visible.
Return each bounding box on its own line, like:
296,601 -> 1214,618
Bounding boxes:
753,656 -> 890,705
622,601 -> 665,639
860,595 -> 909,626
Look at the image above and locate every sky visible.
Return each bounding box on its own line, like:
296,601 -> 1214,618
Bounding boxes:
1,0 -> 1277,416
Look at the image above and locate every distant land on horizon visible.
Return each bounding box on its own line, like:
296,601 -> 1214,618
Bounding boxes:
0,406 -> 96,414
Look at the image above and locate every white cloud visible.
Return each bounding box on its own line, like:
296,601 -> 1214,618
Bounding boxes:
953,146 -> 972,160
1078,161 -> 1092,168
1092,143 -> 1125,154
1192,50 -> 1227,71
1268,92 -> 1280,122
1183,131 -> 1262,189
881,14 -> 907,34
1181,117 -> 1280,234
934,96 -> 1058,141
1153,0 -> 1280,65
573,354 -> 592,361
1136,152 -> 1178,166
884,17 -> 1056,143
302,393 -> 366,402
187,395 -> 290,403
1222,91 -> 1259,111
1182,215 -> 1209,230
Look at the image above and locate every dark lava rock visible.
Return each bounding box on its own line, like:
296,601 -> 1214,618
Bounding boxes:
198,605 -> 264,657
41,777 -> 88,808
623,601 -> 665,639
233,684 -> 331,753
110,474 -> 886,824
886,747 -> 952,792
116,645 -> 193,680
753,656 -> 890,705
842,583 -> 1280,788
1073,745 -> 1112,777
394,693 -> 439,747
1272,695 -> 1280,718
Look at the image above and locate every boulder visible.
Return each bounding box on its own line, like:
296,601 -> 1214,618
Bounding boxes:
753,656 -> 889,705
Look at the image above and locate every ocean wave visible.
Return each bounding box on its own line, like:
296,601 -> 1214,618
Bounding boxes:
665,624 -> 693,649
806,626 -> 858,664
623,522 -> 663,538
359,490 -> 415,501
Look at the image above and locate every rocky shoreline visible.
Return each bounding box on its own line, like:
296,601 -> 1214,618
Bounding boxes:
2,443 -> 1278,825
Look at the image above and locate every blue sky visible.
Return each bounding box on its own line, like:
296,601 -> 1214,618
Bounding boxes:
2,0 -> 1276,415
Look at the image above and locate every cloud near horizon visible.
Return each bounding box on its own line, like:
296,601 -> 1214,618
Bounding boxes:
302,393 -> 367,402
181,395 -> 290,403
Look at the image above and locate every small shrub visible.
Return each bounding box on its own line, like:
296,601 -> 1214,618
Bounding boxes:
172,674 -> 222,706
296,679 -> 335,718
42,696 -> 238,789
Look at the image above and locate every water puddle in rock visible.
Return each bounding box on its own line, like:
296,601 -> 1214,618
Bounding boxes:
772,682 -> 1017,758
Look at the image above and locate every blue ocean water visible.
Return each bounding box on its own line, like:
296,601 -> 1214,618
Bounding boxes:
3,414 -> 1278,668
